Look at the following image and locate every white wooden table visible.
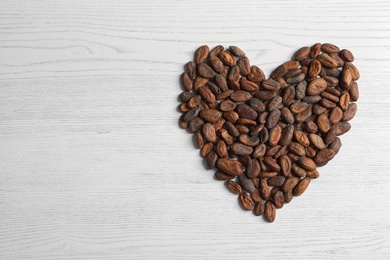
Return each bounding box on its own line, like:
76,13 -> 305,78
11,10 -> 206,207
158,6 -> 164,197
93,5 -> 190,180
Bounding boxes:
1,1 -> 390,259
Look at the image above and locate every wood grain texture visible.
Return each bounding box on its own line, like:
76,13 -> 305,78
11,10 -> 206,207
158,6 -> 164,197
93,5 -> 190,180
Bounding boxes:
0,0 -> 390,259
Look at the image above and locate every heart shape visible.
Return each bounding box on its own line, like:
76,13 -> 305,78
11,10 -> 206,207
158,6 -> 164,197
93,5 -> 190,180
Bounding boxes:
178,44 -> 359,222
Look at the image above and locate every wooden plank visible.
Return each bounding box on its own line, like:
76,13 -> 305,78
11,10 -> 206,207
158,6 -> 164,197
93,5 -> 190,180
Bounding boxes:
0,0 -> 389,259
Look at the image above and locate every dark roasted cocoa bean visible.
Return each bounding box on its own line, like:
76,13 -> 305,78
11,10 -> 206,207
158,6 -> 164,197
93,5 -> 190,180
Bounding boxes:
271,65 -> 288,79
342,103 -> 357,121
238,56 -> 251,75
253,200 -> 265,216
264,157 -> 281,172
249,124 -> 263,137
279,124 -> 294,146
179,91 -> 195,102
324,127 -> 338,145
314,148 -> 336,166
188,117 -> 204,133
206,81 -> 222,96
231,142 -> 253,156
255,90 -> 277,101
266,109 -> 281,129
284,190 -> 293,203
205,151 -> 218,169
208,55 -> 224,73
209,45 -> 224,56
336,121 -> 351,136
246,159 -> 260,178
268,96 -> 283,111
281,107 -> 294,124
268,176 -> 286,187
236,104 -> 258,120
294,46 -> 310,61
339,49 -> 355,62
286,72 -> 305,84
329,137 -> 342,154
262,79 -> 281,91
197,63 -> 216,79
292,163 -> 306,177
302,95 -> 321,104
296,80 -> 307,100
237,174 -> 255,193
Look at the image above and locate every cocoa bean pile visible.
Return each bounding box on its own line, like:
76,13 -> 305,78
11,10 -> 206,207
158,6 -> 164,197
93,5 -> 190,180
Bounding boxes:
179,44 -> 359,222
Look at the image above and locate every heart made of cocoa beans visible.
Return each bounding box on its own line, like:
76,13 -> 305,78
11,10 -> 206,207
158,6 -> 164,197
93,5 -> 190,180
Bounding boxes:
178,44 -> 359,222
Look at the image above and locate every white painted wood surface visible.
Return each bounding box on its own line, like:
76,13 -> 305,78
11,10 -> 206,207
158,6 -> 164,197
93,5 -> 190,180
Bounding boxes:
1,0 -> 390,259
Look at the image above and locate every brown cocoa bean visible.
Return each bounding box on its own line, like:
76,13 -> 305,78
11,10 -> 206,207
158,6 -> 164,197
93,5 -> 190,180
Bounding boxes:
216,140 -> 228,158
226,180 -> 242,194
205,151 -> 218,169
294,46 -> 310,61
194,45 -> 209,64
293,177 -> 311,196
264,201 -> 276,222
215,170 -> 234,180
342,103 -> 357,121
239,193 -> 254,210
